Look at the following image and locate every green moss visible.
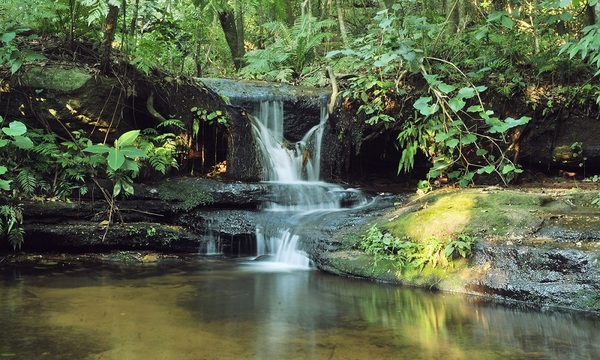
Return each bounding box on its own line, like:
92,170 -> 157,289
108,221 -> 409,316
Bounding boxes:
20,67 -> 92,92
573,289 -> 600,311
158,181 -> 214,211
384,190 -> 476,242
125,223 -> 182,245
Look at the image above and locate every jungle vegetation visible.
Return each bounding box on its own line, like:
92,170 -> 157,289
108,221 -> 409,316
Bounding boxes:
0,0 -> 599,248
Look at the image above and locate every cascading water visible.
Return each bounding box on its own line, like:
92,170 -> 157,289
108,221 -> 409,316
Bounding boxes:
251,99 -> 367,267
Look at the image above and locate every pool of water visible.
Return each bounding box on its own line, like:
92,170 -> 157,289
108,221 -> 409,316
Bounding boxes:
1,257 -> 599,359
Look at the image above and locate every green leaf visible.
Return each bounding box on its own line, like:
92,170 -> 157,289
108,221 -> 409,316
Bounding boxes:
448,170 -> 462,179
374,53 -> 398,67
116,130 -> 140,148
435,132 -> 452,142
458,87 -> 476,99
459,171 -> 475,187
0,166 -> 6,175
448,97 -> 466,112
413,96 -> 439,116
461,133 -> 477,145
0,179 -> 12,191
121,181 -> 134,196
559,11 -> 572,21
475,26 -> 489,41
0,139 -> 8,148
477,165 -> 496,174
83,144 -> 110,154
107,148 -> 125,171
476,148 -> 489,156
1,32 -> 16,43
466,105 -> 484,113
438,83 -> 456,94
501,163 -> 516,174
22,49 -> 47,62
424,74 -> 441,86
446,138 -> 460,148
12,135 -> 33,149
501,15 -> 514,29
113,181 -> 122,197
120,159 -> 140,172
2,121 -> 27,136
120,147 -> 147,159
10,59 -> 23,74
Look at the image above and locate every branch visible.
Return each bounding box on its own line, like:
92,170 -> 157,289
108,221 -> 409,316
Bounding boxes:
147,91 -> 167,122
327,66 -> 338,114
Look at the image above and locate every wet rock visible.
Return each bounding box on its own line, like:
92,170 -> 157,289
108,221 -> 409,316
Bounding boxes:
467,242 -> 600,310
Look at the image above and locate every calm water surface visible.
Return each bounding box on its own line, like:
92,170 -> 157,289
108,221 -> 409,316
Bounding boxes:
1,258 -> 599,360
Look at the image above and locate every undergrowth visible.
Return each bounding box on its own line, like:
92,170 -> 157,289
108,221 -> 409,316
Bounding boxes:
358,225 -> 475,272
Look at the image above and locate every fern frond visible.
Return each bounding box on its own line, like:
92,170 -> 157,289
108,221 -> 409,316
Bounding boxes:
8,226 -> 25,250
157,118 -> 186,130
33,141 -> 59,156
16,168 -> 37,195
149,155 -> 168,174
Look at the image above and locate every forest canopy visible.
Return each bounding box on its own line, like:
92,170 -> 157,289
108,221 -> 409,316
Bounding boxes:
1,0 -> 599,188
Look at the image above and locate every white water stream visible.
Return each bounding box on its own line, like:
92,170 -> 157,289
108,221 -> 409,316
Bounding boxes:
251,100 -> 366,267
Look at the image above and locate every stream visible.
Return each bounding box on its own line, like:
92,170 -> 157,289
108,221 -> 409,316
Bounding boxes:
1,259 -> 599,359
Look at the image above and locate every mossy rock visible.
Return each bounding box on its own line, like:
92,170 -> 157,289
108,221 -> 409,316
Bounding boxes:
19,67 -> 92,93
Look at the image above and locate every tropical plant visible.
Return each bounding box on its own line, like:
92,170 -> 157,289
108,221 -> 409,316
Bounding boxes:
83,129 -> 148,198
0,28 -> 46,73
560,23 -> 600,104
0,117 -> 34,249
328,7 -> 532,187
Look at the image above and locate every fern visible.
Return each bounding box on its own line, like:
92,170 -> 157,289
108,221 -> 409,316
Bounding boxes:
16,168 -> 38,195
0,204 -> 24,249
488,57 -> 511,70
8,226 -> 24,250
157,118 -> 186,131
149,155 -> 168,174
78,0 -> 120,26
241,15 -> 335,82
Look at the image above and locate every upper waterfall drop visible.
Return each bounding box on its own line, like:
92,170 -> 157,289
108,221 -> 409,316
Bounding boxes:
251,99 -> 327,183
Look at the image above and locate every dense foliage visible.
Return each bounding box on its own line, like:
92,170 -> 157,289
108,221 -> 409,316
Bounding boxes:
0,0 -> 599,248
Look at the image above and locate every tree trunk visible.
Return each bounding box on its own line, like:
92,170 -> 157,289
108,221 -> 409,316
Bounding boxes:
219,8 -> 245,71
585,3 -> 596,26
286,0 -> 295,26
445,0 -> 459,34
100,4 -> 119,75
336,0 -> 349,47
234,0 -> 244,64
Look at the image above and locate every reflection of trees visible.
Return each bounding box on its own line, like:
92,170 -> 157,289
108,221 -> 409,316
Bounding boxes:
314,273 -> 600,359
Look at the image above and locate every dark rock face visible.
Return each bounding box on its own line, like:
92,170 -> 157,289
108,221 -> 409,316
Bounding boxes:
8,179 -> 266,253
513,111 -> 600,174
10,178 -> 373,255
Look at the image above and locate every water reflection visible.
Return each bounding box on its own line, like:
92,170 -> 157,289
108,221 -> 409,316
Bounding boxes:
0,259 -> 598,359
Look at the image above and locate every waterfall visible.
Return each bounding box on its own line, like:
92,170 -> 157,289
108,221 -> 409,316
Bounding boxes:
251,99 -> 366,268
201,220 -> 223,255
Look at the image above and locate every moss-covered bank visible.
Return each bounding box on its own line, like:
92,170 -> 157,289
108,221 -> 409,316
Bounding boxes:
315,186 -> 600,314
